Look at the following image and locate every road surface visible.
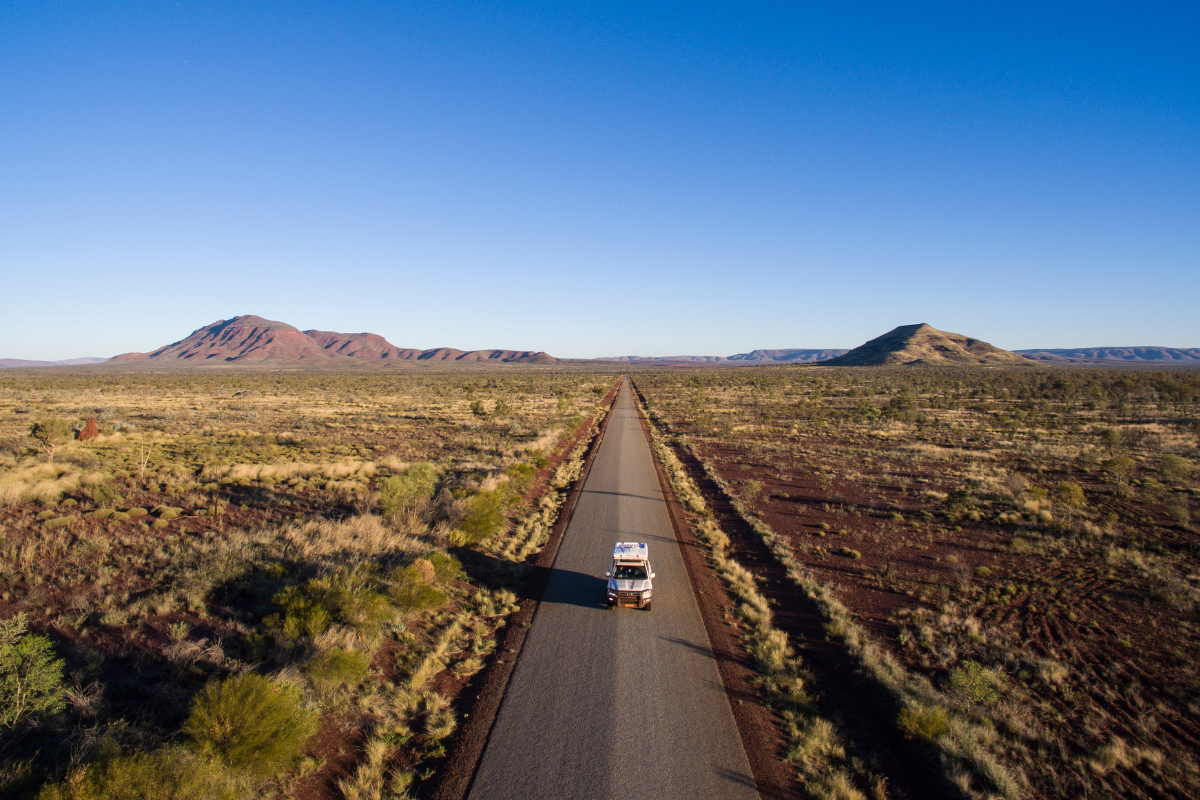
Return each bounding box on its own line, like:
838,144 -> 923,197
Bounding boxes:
468,379 -> 758,800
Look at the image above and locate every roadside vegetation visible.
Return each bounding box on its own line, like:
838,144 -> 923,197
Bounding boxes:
635,367 -> 1199,800
635,391 -> 890,800
0,368 -> 615,799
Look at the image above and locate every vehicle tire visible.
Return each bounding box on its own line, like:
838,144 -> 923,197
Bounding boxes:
644,602 -> 652,612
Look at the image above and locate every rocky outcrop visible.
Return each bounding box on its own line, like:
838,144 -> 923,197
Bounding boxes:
823,324 -> 1032,367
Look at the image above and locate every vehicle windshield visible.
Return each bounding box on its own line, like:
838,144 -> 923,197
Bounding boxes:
613,565 -> 647,580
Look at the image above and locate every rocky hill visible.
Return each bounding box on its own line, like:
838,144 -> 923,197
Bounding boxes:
109,316 -> 557,365
823,324 -> 1032,367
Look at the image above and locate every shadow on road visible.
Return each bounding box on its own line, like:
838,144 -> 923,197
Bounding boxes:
543,569 -> 610,609
715,766 -> 758,791
579,488 -> 663,503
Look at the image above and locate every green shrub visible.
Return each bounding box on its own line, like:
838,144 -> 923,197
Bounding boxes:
945,660 -> 1001,704
305,648 -> 370,688
388,565 -> 447,612
460,490 -> 508,542
1,613 -> 66,729
266,587 -> 331,638
425,551 -> 464,582
266,568 -> 391,638
37,748 -> 239,800
377,463 -> 439,516
833,547 -> 861,559
504,462 -> 537,493
183,673 -> 316,777
898,705 -> 949,741
1161,454 -> 1193,482
1165,494 -> 1190,527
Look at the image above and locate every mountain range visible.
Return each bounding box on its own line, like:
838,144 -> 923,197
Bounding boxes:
4,316 -> 1198,367
597,349 -> 849,365
1013,347 -> 1200,364
0,357 -> 109,368
107,316 -> 557,364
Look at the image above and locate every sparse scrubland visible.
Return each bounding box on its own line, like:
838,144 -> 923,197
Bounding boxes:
0,368 -> 615,799
635,367 -> 1200,800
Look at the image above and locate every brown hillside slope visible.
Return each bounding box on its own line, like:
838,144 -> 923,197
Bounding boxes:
111,316 -> 328,363
304,330 -> 423,360
824,323 -> 1032,367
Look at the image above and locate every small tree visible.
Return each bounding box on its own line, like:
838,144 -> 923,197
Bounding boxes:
1054,481 -> 1086,525
470,399 -> 488,418
1103,456 -> 1137,495
1100,428 -> 1121,456
136,433 -> 155,483
29,419 -> 72,463
493,397 -> 511,417
0,613 -> 66,728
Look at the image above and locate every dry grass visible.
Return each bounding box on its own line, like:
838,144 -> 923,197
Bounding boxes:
0,367 -> 618,799
636,365 -> 1199,800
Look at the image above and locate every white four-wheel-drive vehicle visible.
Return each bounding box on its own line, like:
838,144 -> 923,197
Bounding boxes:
606,542 -> 655,610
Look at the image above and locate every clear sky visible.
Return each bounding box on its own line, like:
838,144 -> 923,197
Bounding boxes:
2,2 -> 1197,360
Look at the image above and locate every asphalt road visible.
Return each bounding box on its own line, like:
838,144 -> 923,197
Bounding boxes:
468,379 -> 758,800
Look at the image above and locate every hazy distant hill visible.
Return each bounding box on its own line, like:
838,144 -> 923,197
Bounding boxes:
597,349 -> 847,365
108,316 -> 557,365
0,357 -> 109,368
1015,347 -> 1200,364
824,324 -> 1031,367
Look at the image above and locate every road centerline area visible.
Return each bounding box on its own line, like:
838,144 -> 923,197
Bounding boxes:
468,379 -> 758,800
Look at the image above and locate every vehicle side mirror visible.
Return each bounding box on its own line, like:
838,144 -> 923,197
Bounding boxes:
605,572 -> 611,578
650,573 -> 656,579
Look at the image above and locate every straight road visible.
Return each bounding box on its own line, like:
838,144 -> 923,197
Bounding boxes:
468,379 -> 758,800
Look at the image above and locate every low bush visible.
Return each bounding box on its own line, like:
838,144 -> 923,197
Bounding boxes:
944,660 -> 1001,704
459,489 -> 509,543
388,564 -> 448,612
898,705 -> 949,741
37,748 -> 239,800
1161,454 -> 1193,482
266,568 -> 392,638
377,463 -> 438,516
183,672 -> 316,777
305,648 -> 371,688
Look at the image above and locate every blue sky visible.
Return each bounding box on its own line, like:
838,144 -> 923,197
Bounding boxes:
2,2 -> 1197,359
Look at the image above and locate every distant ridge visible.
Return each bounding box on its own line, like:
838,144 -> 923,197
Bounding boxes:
0,357 -> 109,368
108,316 -> 557,365
823,324 -> 1031,367
597,349 -> 847,365
1015,347 -> 1200,364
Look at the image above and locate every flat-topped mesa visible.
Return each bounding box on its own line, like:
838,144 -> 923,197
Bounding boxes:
108,315 -> 560,364
823,323 -> 1033,367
